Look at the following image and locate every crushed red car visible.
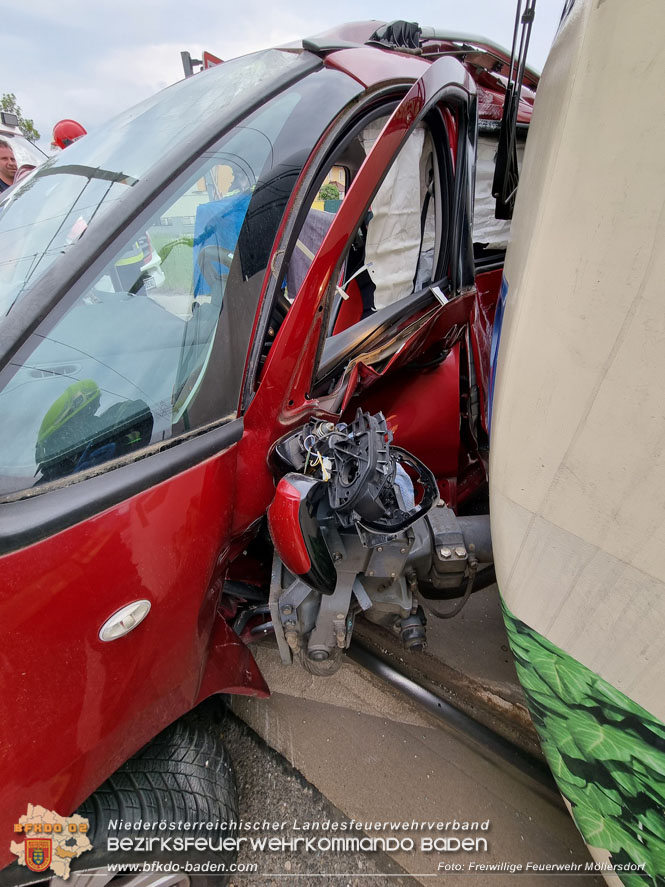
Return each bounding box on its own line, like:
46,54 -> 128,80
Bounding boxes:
0,20 -> 536,881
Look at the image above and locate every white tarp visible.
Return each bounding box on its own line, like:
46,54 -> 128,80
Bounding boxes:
361,121 -> 435,309
473,134 -> 525,250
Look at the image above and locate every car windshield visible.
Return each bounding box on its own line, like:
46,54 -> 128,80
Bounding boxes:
0,49 -> 308,319
0,63 -> 362,498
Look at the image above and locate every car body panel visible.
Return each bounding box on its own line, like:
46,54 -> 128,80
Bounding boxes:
324,46 -> 430,87
0,444 -> 270,867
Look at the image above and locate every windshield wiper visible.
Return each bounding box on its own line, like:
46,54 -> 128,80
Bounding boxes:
38,165 -> 139,187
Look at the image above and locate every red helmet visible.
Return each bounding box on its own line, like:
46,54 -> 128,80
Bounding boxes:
51,119 -> 87,150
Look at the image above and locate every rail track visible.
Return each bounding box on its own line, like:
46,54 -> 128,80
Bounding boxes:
348,638 -> 557,797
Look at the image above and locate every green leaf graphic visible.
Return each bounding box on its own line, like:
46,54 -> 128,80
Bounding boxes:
501,600 -> 665,886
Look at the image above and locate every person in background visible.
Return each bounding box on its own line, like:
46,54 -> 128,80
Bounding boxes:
0,140 -> 17,192
51,119 -> 87,150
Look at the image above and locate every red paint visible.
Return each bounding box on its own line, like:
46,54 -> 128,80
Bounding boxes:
325,46 -> 430,88
349,345 -> 461,480
471,268 -> 503,433
260,57 -> 473,408
332,279 -> 363,333
267,478 -> 312,575
420,35 -> 538,107
231,58 -> 477,537
195,611 -> 270,700
0,448 -> 266,868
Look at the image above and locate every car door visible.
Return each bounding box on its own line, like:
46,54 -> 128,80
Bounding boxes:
236,55 -> 478,530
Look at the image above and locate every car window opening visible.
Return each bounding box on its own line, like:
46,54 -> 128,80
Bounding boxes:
0,71 -> 362,499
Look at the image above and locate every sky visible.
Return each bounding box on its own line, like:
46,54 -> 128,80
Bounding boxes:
2,0 -> 562,146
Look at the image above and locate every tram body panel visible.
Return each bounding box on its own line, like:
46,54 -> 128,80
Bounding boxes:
491,0 -> 665,879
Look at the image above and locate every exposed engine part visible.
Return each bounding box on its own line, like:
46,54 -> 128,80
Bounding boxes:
233,604 -> 271,637
273,409 -> 438,533
267,410 -> 492,674
399,607 -> 428,652
420,555 -> 478,619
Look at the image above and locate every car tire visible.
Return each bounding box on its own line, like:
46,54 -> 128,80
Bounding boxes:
5,703 -> 238,886
2,707 -> 239,887
71,704 -> 238,877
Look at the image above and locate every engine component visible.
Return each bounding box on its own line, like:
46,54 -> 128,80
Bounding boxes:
267,410 -> 492,673
326,411 -> 394,526
274,409 -> 438,532
399,608 -> 427,652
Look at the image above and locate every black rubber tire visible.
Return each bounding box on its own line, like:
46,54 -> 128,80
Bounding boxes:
71,704 -> 239,877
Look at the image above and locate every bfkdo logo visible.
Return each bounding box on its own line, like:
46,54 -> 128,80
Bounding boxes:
25,838 -> 52,872
11,805 -> 92,880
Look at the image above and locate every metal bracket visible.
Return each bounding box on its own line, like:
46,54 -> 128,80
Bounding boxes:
352,577 -> 373,611
269,552 -> 292,665
307,570 -> 355,659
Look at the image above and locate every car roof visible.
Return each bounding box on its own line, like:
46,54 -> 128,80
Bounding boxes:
295,20 -> 537,124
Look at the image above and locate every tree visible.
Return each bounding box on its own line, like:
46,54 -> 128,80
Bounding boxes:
318,182 -> 340,201
1,93 -> 40,143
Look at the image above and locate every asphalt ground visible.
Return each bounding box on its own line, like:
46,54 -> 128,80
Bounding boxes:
222,711 -> 418,887
227,645 -> 604,887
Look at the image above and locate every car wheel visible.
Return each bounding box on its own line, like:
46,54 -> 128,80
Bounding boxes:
73,705 -> 238,875
2,706 -> 239,887
50,699 -> 238,887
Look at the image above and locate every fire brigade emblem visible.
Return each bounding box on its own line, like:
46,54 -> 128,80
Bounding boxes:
25,838 -> 52,872
11,805 -> 92,880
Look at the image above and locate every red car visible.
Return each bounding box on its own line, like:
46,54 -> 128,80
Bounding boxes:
0,21 -> 535,883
